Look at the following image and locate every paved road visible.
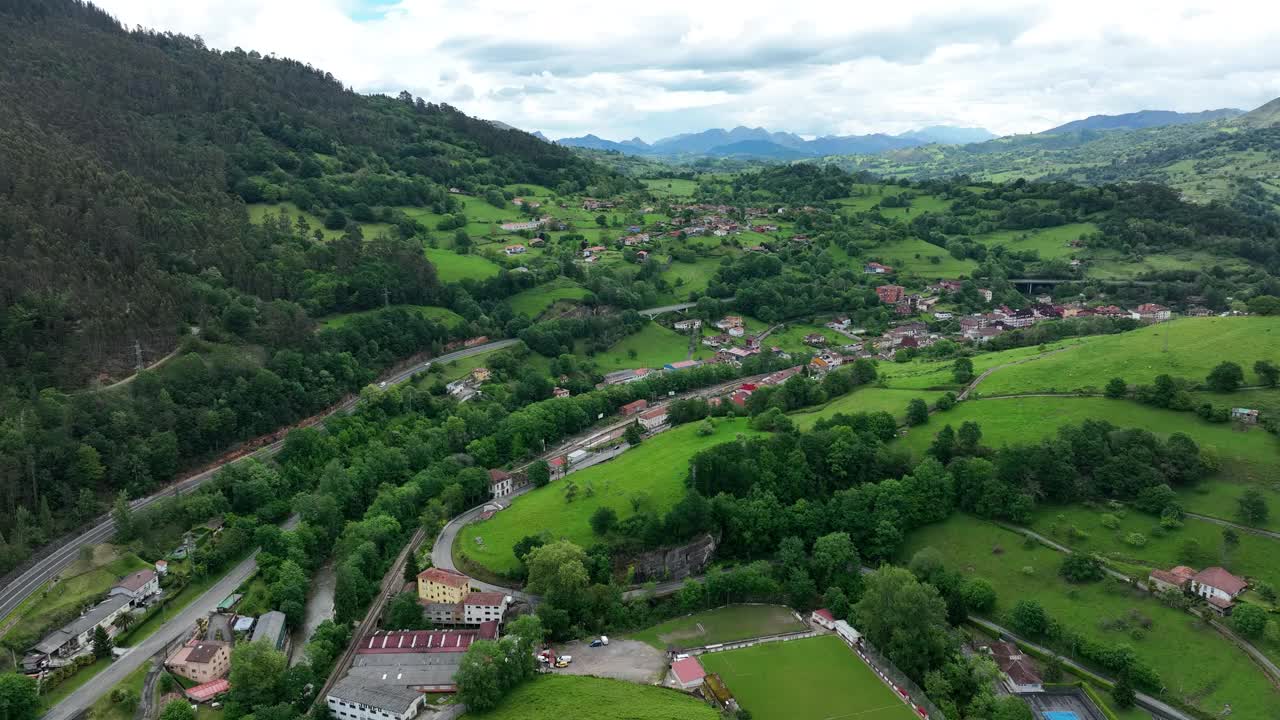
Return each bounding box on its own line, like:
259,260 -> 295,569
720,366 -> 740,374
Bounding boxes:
44,553 -> 260,720
0,340 -> 517,627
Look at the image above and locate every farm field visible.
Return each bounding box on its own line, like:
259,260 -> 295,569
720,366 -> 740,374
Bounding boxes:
641,178 -> 699,198
701,634 -> 917,720
792,388 -> 948,429
969,222 -> 1097,261
631,604 -> 806,650
317,305 -> 463,330
509,278 -> 588,318
1176,476 -> 1280,532
975,317 -> 1280,396
835,237 -> 978,278
1026,504 -> 1280,593
456,419 -> 762,576
897,396 -> 1280,484
423,247 -> 502,282
877,340 -> 1085,391
659,257 -> 725,301
464,674 -> 717,720
1087,249 -> 1251,279
586,322 -> 710,371
434,348 -> 505,382
902,516 -> 1280,718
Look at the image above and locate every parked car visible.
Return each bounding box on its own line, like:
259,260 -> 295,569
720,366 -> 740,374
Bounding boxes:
600,635 -> 609,645
589,639 -> 603,647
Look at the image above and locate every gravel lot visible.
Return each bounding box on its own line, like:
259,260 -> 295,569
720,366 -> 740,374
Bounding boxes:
549,638 -> 668,684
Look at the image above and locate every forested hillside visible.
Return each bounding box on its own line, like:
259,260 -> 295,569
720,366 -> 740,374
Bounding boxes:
0,0 -> 626,390
0,0 -> 628,575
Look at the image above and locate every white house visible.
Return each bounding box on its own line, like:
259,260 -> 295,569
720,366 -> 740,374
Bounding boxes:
1190,567 -> 1247,613
25,595 -> 131,669
110,569 -> 160,605
810,608 -> 836,630
639,407 -> 668,431
673,319 -> 701,333
487,469 -> 514,499
462,592 -> 510,626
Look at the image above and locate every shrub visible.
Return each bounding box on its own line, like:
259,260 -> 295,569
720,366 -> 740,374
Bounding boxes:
1123,532 -> 1147,548
1100,513 -> 1120,529
1060,554 -> 1105,583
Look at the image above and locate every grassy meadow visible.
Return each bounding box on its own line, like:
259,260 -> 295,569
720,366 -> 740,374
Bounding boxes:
464,675 -> 717,720
902,516 -> 1280,718
969,222 -> 1097,261
509,278 -> 588,318
1026,504 -> 1280,593
976,317 -> 1280,395
792,387 -> 948,429
631,604 -> 806,650
700,635 -> 918,720
3,547 -> 150,644
585,322 -> 710,371
423,247 -> 503,282
456,419 -> 762,575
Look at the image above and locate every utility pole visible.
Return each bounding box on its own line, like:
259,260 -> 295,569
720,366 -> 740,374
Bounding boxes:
134,339 -> 144,370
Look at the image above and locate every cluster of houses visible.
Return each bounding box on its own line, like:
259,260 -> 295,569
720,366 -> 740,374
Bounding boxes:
23,567 -> 163,672
326,568 -> 511,720
445,367 -> 491,402
161,606 -> 288,704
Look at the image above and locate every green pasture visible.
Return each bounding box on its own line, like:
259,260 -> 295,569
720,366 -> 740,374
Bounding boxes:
792,388 -> 948,429
456,419 -> 761,576
317,305 -> 463,330
465,675 -> 716,720
970,222 -> 1097,261
902,516 -> 1280,718
509,278 -> 588,318
424,247 -> 503,282
585,322 -> 710,371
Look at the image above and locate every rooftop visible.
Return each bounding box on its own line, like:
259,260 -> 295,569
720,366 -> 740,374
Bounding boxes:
251,611 -> 287,646
32,595 -> 131,655
185,678 -> 230,702
417,567 -> 470,588
671,656 -> 706,684
329,676 -> 424,714
1194,566 -> 1247,595
462,592 -> 508,607
358,629 -> 486,654
114,569 -> 157,592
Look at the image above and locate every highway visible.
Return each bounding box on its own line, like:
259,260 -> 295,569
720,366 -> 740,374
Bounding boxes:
0,340 -> 517,629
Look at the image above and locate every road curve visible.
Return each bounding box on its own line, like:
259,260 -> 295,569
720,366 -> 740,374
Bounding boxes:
0,340 -> 518,627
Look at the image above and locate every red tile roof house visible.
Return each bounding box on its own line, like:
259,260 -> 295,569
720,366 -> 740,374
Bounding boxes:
184,678 -> 230,704
988,642 -> 1043,694
810,608 -> 836,630
1190,567 -> 1248,614
1148,565 -> 1196,594
668,656 -> 707,690
621,399 -> 648,416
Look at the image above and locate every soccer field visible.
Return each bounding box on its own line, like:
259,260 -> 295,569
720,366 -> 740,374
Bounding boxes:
700,635 -> 917,720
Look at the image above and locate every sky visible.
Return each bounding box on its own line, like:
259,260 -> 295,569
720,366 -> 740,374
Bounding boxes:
96,0 -> 1280,142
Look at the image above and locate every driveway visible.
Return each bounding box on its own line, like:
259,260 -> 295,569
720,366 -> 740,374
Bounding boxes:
549,638 -> 667,684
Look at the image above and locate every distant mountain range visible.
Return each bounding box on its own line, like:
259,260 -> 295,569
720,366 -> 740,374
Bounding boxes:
824,95 -> 1280,207
1040,108 -> 1244,134
554,124 -> 996,160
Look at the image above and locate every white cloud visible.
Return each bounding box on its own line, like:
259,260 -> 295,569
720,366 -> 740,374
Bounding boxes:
95,0 -> 1280,140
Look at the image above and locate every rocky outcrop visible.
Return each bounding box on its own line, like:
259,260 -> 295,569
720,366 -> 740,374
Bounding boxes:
630,533 -> 717,583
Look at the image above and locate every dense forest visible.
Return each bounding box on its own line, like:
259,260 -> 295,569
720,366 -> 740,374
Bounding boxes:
0,0 -> 633,576
0,0 -> 628,390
